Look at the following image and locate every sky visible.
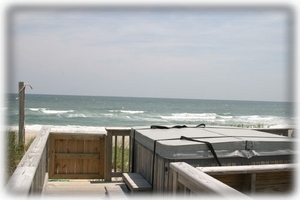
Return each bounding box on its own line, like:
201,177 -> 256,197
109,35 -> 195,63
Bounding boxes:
6,5 -> 294,102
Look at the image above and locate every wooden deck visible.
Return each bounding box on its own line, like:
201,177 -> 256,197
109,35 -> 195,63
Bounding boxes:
43,179 -> 128,197
5,126 -> 296,197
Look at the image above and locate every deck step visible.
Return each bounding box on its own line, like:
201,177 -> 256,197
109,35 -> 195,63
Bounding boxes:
122,173 -> 152,193
105,183 -> 128,198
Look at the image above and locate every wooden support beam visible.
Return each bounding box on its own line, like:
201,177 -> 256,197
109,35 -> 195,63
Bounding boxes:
105,130 -> 112,181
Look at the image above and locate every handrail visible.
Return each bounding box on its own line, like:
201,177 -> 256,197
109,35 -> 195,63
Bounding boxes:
5,126 -> 51,196
105,127 -> 132,181
197,164 -> 295,194
170,162 -> 250,198
197,163 -> 295,175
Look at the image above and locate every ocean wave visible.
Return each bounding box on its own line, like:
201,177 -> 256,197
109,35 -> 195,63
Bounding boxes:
160,113 -> 217,121
29,108 -> 46,111
28,108 -> 74,114
42,109 -> 74,114
120,110 -> 144,114
109,110 -> 144,114
66,114 -> 88,118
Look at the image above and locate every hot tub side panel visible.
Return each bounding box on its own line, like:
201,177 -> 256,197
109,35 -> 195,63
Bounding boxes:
133,141 -> 153,185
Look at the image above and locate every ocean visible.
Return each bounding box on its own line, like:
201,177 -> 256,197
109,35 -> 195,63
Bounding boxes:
5,94 -> 295,132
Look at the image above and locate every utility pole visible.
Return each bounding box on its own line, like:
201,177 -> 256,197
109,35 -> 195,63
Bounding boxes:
18,81 -> 33,151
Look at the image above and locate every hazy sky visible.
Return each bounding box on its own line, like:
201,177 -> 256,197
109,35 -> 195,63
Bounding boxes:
7,6 -> 293,102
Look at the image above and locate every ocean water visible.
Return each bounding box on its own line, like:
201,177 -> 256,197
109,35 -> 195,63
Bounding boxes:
5,94 -> 295,132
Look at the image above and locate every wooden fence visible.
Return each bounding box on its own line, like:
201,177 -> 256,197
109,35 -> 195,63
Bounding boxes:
48,132 -> 106,179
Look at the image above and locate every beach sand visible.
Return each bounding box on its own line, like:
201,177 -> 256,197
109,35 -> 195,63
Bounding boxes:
25,131 -> 37,144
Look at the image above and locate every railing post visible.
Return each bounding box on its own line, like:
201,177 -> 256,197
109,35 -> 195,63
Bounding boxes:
105,130 -> 112,181
172,170 -> 178,195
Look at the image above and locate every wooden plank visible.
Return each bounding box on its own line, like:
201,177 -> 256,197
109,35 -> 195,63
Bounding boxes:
255,171 -> 293,192
123,173 -> 152,193
105,130 -> 112,181
6,126 -> 51,195
172,170 -> 178,194
114,135 -> 117,172
49,133 -> 56,178
197,163 -> 295,175
50,173 -> 103,179
5,167 -> 36,195
99,137 -> 105,178
18,126 -> 51,168
105,184 -> 128,198
55,153 -> 100,159
50,132 -> 106,138
106,127 -> 131,136
122,135 -> 125,172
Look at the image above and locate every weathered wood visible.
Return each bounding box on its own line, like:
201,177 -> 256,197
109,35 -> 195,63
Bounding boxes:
105,130 -> 112,181
122,173 -> 152,193
49,133 -> 105,179
55,153 -> 100,159
49,134 -> 104,140
114,135 -> 117,172
6,167 -> 36,195
197,164 -> 295,175
50,173 -> 103,179
6,126 -> 51,196
172,170 -> 178,195
105,184 -> 128,198
197,164 -> 295,194
105,128 -> 132,179
170,162 -> 250,197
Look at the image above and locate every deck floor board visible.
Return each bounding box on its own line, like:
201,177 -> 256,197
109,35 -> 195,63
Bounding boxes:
43,180 -> 128,197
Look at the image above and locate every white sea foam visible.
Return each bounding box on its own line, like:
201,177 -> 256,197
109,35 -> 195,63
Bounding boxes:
120,110 -> 144,114
109,110 -> 144,114
67,114 -> 88,118
41,109 -> 74,114
29,108 -> 40,111
160,113 -> 217,121
28,108 -> 74,114
218,115 -> 233,119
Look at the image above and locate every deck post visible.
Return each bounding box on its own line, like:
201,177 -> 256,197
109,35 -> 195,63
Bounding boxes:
105,130 -> 112,181
172,170 -> 178,195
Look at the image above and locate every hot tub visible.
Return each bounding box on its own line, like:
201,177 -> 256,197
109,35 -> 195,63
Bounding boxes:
130,126 -> 295,192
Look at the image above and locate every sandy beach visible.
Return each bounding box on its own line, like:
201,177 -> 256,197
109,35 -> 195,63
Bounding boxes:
25,131 -> 38,144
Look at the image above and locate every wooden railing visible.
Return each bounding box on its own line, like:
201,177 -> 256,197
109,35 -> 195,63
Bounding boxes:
170,162 -> 251,198
105,127 -> 132,181
5,126 -> 51,196
5,126 -> 294,196
197,163 -> 295,194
